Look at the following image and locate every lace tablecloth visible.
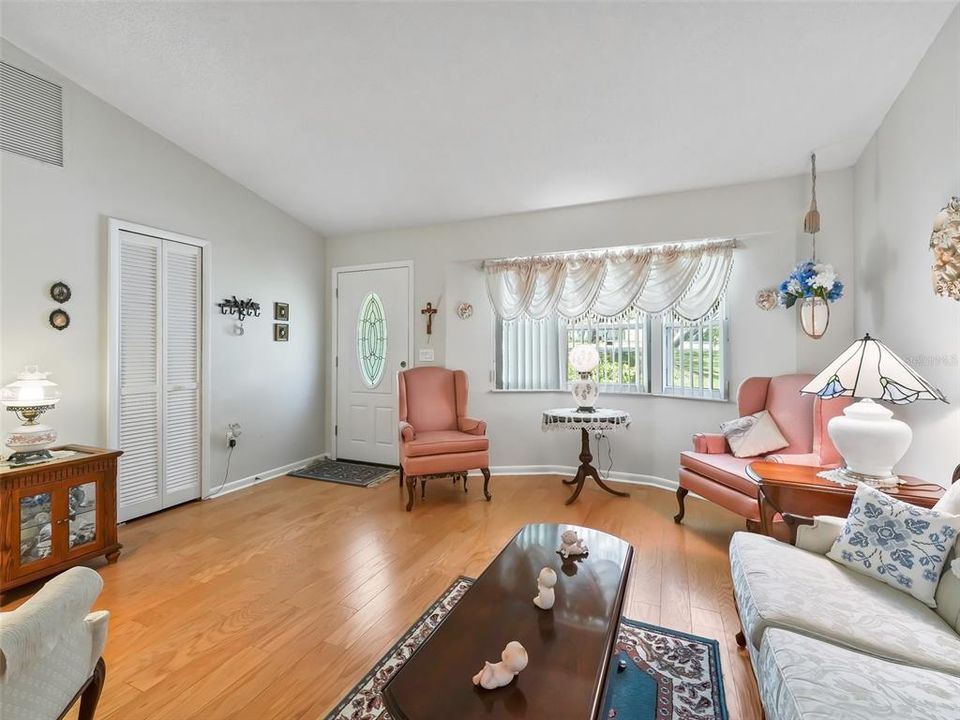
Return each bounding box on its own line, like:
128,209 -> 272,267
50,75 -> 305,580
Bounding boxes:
541,408 -> 632,433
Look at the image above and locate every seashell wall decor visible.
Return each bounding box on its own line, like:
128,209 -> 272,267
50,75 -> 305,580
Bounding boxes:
931,196 -> 960,301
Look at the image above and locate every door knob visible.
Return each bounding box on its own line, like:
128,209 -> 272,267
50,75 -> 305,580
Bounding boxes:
400,361 -> 408,368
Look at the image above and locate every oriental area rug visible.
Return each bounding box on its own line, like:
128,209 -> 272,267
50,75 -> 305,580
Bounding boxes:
324,577 -> 728,720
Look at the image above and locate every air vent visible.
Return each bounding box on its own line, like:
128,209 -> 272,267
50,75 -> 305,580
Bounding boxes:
1,61 -> 63,166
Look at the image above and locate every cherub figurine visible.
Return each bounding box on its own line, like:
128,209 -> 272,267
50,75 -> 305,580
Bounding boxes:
472,641 -> 528,690
559,529 -> 588,559
533,567 -> 557,610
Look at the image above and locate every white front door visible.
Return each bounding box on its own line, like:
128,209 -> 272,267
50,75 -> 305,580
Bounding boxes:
335,264 -> 411,464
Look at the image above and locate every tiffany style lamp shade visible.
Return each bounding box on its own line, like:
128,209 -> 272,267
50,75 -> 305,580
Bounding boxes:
800,334 -> 947,486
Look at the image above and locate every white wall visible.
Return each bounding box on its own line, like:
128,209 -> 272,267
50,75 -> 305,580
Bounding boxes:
853,6 -> 960,486
0,41 -> 327,491
327,170 -> 855,482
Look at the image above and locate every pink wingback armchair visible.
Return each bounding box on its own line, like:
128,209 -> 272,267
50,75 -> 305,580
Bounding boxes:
675,374 -> 850,529
398,367 -> 491,512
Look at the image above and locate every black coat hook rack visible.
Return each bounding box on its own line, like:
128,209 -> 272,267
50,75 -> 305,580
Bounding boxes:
217,296 -> 261,321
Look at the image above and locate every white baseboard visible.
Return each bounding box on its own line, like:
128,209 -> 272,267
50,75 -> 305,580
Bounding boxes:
205,452 -> 329,499
205,457 -> 676,499
469,465 -> 677,492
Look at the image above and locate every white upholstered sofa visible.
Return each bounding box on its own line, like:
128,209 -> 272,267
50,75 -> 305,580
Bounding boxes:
730,486 -> 960,720
0,567 -> 109,720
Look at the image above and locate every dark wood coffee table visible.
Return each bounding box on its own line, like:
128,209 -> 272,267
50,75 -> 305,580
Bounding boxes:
382,523 -> 634,719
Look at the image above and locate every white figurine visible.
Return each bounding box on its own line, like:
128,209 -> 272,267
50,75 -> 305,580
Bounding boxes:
559,529 -> 588,558
472,641 -> 528,690
533,567 -> 557,610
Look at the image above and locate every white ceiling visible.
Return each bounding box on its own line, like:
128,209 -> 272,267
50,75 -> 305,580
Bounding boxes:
1,2 -> 956,237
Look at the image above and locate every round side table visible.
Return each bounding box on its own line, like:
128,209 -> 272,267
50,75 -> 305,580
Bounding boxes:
542,408 -> 632,505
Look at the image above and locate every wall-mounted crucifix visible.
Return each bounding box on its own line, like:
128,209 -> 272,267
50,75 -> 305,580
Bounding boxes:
421,302 -> 438,336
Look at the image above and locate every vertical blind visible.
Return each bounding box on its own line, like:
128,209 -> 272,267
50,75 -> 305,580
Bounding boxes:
498,318 -> 564,390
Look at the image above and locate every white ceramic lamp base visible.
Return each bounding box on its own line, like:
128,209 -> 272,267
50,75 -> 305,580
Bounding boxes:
827,398 -> 912,487
570,374 -> 599,412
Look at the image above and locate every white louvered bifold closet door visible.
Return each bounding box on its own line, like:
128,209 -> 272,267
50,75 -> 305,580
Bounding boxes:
162,242 -> 202,508
117,231 -> 202,522
118,232 -> 163,521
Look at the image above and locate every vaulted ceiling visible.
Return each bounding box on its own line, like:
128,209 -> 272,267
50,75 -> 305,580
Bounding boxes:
2,1 -> 955,236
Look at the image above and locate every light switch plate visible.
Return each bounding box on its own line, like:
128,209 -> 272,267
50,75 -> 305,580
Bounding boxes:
418,348 -> 435,362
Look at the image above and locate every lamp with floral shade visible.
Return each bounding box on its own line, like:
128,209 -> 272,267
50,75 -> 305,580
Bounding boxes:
1,366 -> 62,465
800,335 -> 948,487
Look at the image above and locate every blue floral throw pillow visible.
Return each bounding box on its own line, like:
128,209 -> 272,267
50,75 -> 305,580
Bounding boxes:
828,484 -> 960,607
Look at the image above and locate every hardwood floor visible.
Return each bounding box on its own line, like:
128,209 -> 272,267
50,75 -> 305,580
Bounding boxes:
1,473 -> 762,720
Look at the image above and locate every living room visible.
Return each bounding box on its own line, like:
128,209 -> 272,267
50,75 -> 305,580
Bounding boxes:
1,2 -> 958,719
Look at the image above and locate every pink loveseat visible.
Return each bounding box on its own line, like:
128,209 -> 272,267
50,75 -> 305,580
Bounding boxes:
398,367 -> 492,511
675,374 -> 850,528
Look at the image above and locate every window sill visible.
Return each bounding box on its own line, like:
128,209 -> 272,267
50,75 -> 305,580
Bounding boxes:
488,388 -> 731,404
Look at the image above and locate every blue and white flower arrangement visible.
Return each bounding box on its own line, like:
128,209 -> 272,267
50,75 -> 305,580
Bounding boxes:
778,260 -> 844,308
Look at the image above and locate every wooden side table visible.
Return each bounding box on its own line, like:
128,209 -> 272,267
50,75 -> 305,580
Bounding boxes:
541,408 -> 632,504
1,445 -> 123,592
747,461 -> 946,539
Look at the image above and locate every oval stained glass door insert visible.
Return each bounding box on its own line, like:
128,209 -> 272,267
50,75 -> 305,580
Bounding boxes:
357,292 -> 387,388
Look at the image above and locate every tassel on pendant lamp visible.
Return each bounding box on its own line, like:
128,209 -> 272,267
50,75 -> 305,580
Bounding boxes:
803,153 -> 821,236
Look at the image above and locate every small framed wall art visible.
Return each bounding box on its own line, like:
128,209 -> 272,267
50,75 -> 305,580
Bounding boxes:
49,309 -> 70,331
274,302 -> 290,321
50,281 -> 72,303
274,323 -> 289,342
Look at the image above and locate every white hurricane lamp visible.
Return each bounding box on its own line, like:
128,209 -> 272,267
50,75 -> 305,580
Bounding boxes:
800,335 -> 947,486
2,365 -> 62,464
569,344 -> 601,412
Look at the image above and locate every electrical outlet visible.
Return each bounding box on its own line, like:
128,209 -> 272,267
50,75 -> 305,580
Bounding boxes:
226,423 -> 243,446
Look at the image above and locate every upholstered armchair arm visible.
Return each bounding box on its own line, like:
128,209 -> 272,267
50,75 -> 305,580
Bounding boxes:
86,610 -> 109,668
692,433 -> 728,454
0,567 -> 106,681
787,514 -> 845,554
458,417 -> 487,435
399,421 -> 416,442
764,452 -> 822,466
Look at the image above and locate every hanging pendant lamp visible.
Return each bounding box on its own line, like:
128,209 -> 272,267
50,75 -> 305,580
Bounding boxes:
778,153 -> 845,338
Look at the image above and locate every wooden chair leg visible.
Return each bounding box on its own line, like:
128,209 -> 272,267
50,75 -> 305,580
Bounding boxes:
399,465 -> 404,489
421,478 -> 426,499
480,468 -> 492,501
673,486 -> 688,524
463,473 -> 469,493
746,518 -> 762,533
77,658 -> 106,720
735,630 -> 747,648
405,475 -> 416,511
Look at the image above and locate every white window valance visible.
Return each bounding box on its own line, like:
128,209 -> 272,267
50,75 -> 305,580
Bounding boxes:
483,238 -> 736,322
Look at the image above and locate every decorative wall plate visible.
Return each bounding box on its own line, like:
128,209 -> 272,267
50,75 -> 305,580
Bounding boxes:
274,323 -> 289,342
457,302 -> 474,320
274,302 -> 290,321
755,288 -> 778,311
49,309 -> 70,331
50,281 -> 71,303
